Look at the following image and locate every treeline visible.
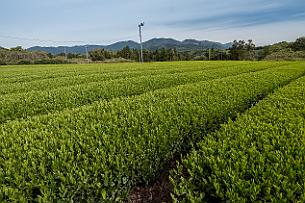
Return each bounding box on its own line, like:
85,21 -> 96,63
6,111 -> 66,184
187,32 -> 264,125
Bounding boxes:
89,46 -> 231,62
257,37 -> 305,60
1,37 -> 305,65
0,46 -> 72,65
83,36 -> 305,62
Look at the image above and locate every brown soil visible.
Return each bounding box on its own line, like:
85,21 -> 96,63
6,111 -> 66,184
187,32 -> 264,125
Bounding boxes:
128,160 -> 176,203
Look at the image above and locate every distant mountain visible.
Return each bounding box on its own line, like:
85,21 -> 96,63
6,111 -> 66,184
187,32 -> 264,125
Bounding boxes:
142,38 -> 233,50
181,39 -> 232,50
143,38 -> 181,50
27,45 -> 105,55
27,38 -> 233,54
27,41 -> 140,55
107,40 -> 140,50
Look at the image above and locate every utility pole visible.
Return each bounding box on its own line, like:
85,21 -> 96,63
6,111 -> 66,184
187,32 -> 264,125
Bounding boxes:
85,45 -> 89,63
64,47 -> 67,60
209,48 -> 211,60
138,22 -> 144,63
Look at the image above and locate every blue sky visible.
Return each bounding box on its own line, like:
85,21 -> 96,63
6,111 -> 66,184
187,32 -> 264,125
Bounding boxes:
1,0 -> 305,48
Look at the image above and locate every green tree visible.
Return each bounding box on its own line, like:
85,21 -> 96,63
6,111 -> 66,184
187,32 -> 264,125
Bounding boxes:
89,49 -> 106,61
230,40 -> 255,60
291,37 -> 305,51
10,46 -> 24,52
245,40 -> 256,60
117,46 -> 131,59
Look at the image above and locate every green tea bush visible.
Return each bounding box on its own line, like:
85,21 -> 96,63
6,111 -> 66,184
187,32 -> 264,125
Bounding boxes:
0,63 -> 272,123
0,61 -> 265,95
171,73 -> 305,202
1,65 -> 304,202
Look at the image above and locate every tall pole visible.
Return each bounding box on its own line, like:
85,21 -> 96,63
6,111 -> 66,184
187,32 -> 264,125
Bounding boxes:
85,46 -> 89,63
138,22 -> 144,63
64,47 -> 67,60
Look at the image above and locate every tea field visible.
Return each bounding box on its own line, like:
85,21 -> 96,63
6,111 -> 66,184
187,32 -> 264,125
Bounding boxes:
0,61 -> 304,202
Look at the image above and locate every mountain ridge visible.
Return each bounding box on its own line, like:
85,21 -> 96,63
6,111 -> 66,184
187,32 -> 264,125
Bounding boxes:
27,38 -> 233,54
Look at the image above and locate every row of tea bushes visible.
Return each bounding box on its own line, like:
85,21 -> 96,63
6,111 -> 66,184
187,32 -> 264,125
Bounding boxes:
171,72 -> 305,202
0,63 -> 272,123
1,65 -> 304,202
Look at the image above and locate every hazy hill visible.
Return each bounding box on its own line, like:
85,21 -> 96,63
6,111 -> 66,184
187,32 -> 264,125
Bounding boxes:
27,38 -> 233,54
